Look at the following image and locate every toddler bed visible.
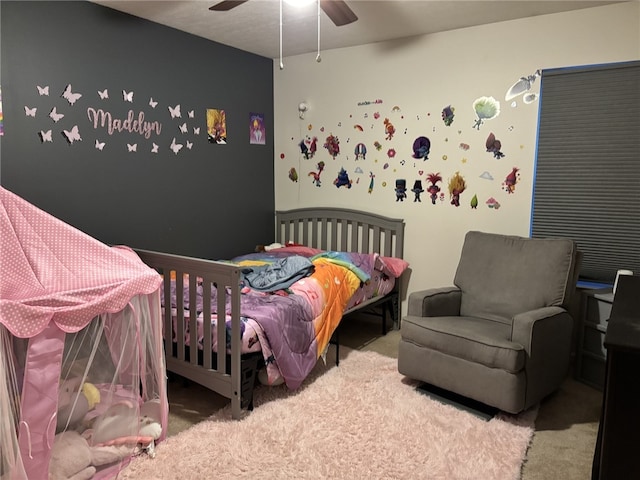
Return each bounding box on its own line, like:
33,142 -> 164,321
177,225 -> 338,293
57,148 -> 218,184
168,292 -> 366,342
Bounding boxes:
134,207 -> 406,420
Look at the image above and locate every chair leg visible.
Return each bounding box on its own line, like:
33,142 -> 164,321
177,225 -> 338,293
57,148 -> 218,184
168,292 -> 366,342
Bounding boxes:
384,293 -> 400,331
382,302 -> 388,335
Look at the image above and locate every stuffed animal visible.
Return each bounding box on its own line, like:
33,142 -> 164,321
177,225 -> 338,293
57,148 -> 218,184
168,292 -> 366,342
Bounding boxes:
139,399 -> 163,440
255,242 -> 282,252
89,399 -> 162,454
90,399 -> 161,445
81,383 -> 101,410
51,379 -> 163,478
48,431 -> 131,480
56,378 -> 100,433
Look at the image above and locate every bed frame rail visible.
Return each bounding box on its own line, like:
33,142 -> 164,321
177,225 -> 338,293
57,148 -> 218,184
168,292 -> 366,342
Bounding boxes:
134,249 -> 246,419
277,207 -> 406,330
276,207 -> 404,259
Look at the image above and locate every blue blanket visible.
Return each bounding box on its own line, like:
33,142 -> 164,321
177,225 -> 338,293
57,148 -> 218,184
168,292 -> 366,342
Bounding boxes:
240,255 -> 314,292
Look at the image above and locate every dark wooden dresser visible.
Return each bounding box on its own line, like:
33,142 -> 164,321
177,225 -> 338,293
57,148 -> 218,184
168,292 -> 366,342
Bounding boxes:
592,275 -> 640,480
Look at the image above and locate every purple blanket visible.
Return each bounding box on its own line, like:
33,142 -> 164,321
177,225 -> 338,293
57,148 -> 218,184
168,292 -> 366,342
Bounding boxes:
164,280 -> 323,388
165,250 -> 386,389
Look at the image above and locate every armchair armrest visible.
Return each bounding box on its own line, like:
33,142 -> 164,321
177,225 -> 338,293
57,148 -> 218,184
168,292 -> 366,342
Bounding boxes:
511,306 -> 568,351
511,307 -> 566,344
511,306 -> 574,405
407,287 -> 461,317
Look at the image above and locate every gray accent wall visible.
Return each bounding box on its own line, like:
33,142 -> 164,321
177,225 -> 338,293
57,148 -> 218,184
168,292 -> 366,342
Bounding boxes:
0,1 -> 274,260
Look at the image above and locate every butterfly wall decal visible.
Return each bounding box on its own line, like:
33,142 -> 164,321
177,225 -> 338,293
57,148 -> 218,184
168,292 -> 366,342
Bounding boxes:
62,84 -> 82,105
37,85 -> 49,96
127,143 -> 137,152
186,141 -> 193,150
49,107 -> 64,123
169,137 -> 183,154
123,90 -> 134,102
149,98 -> 158,108
193,127 -> 200,135
151,143 -> 159,153
188,110 -> 194,118
95,139 -> 106,151
168,104 -> 181,119
39,130 -> 53,143
24,106 -> 37,117
179,122 -> 188,134
62,125 -> 82,144
98,89 -> 109,99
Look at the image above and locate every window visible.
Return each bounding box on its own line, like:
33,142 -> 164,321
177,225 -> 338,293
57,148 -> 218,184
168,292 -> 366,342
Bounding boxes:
531,61 -> 640,283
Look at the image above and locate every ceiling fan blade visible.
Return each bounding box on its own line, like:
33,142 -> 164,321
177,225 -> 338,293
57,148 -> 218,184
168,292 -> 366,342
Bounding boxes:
319,0 -> 358,26
209,1 -> 249,12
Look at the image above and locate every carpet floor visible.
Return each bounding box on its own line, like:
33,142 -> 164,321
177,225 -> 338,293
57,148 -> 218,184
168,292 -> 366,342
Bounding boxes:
120,349 -> 536,480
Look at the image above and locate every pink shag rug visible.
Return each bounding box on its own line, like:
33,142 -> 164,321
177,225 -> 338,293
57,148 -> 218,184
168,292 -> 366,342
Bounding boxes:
119,350 -> 536,480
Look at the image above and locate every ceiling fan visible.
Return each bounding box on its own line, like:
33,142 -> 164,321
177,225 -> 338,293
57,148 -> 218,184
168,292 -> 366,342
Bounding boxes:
209,0 -> 358,27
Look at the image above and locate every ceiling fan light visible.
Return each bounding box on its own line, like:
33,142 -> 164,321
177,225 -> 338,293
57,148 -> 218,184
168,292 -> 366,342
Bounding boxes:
284,0 -> 315,7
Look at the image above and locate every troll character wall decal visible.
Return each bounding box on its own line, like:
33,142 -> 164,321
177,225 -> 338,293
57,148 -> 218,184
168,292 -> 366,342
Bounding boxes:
299,139 -> 310,159
383,118 -> 396,141
502,167 -> 520,194
486,132 -> 505,159
486,197 -> 501,209
426,172 -> 443,205
411,180 -> 424,202
395,179 -> 407,202
442,105 -> 455,126
324,134 -> 340,159
334,167 -> 352,188
299,136 -> 319,159
472,96 -> 500,130
412,136 -> 431,160
448,171 -> 467,207
308,161 -> 325,187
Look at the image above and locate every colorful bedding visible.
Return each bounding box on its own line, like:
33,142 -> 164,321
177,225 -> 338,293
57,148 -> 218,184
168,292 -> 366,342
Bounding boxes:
163,246 -> 408,389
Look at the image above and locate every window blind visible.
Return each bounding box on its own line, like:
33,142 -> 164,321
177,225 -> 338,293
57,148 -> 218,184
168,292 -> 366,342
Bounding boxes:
531,61 -> 640,283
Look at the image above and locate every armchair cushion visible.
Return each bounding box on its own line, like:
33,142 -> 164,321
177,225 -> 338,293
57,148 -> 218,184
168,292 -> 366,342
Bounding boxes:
455,231 -> 577,322
402,314 -> 524,373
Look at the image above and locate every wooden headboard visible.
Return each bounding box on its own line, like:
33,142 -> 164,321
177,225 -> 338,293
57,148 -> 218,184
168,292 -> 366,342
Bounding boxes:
275,208 -> 405,258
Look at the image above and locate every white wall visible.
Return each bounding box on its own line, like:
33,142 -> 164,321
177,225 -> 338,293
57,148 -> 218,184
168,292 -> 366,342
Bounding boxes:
273,2 -> 640,313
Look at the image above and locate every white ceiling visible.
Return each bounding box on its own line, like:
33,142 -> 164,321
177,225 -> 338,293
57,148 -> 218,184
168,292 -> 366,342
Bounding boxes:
92,0 -> 625,59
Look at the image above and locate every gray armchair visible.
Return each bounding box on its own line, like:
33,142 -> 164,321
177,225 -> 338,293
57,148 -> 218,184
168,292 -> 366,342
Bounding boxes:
398,230 -> 580,414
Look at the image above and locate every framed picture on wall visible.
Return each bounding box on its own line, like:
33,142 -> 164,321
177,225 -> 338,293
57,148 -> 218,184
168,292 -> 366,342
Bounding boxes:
206,108 -> 226,144
249,112 -> 265,145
